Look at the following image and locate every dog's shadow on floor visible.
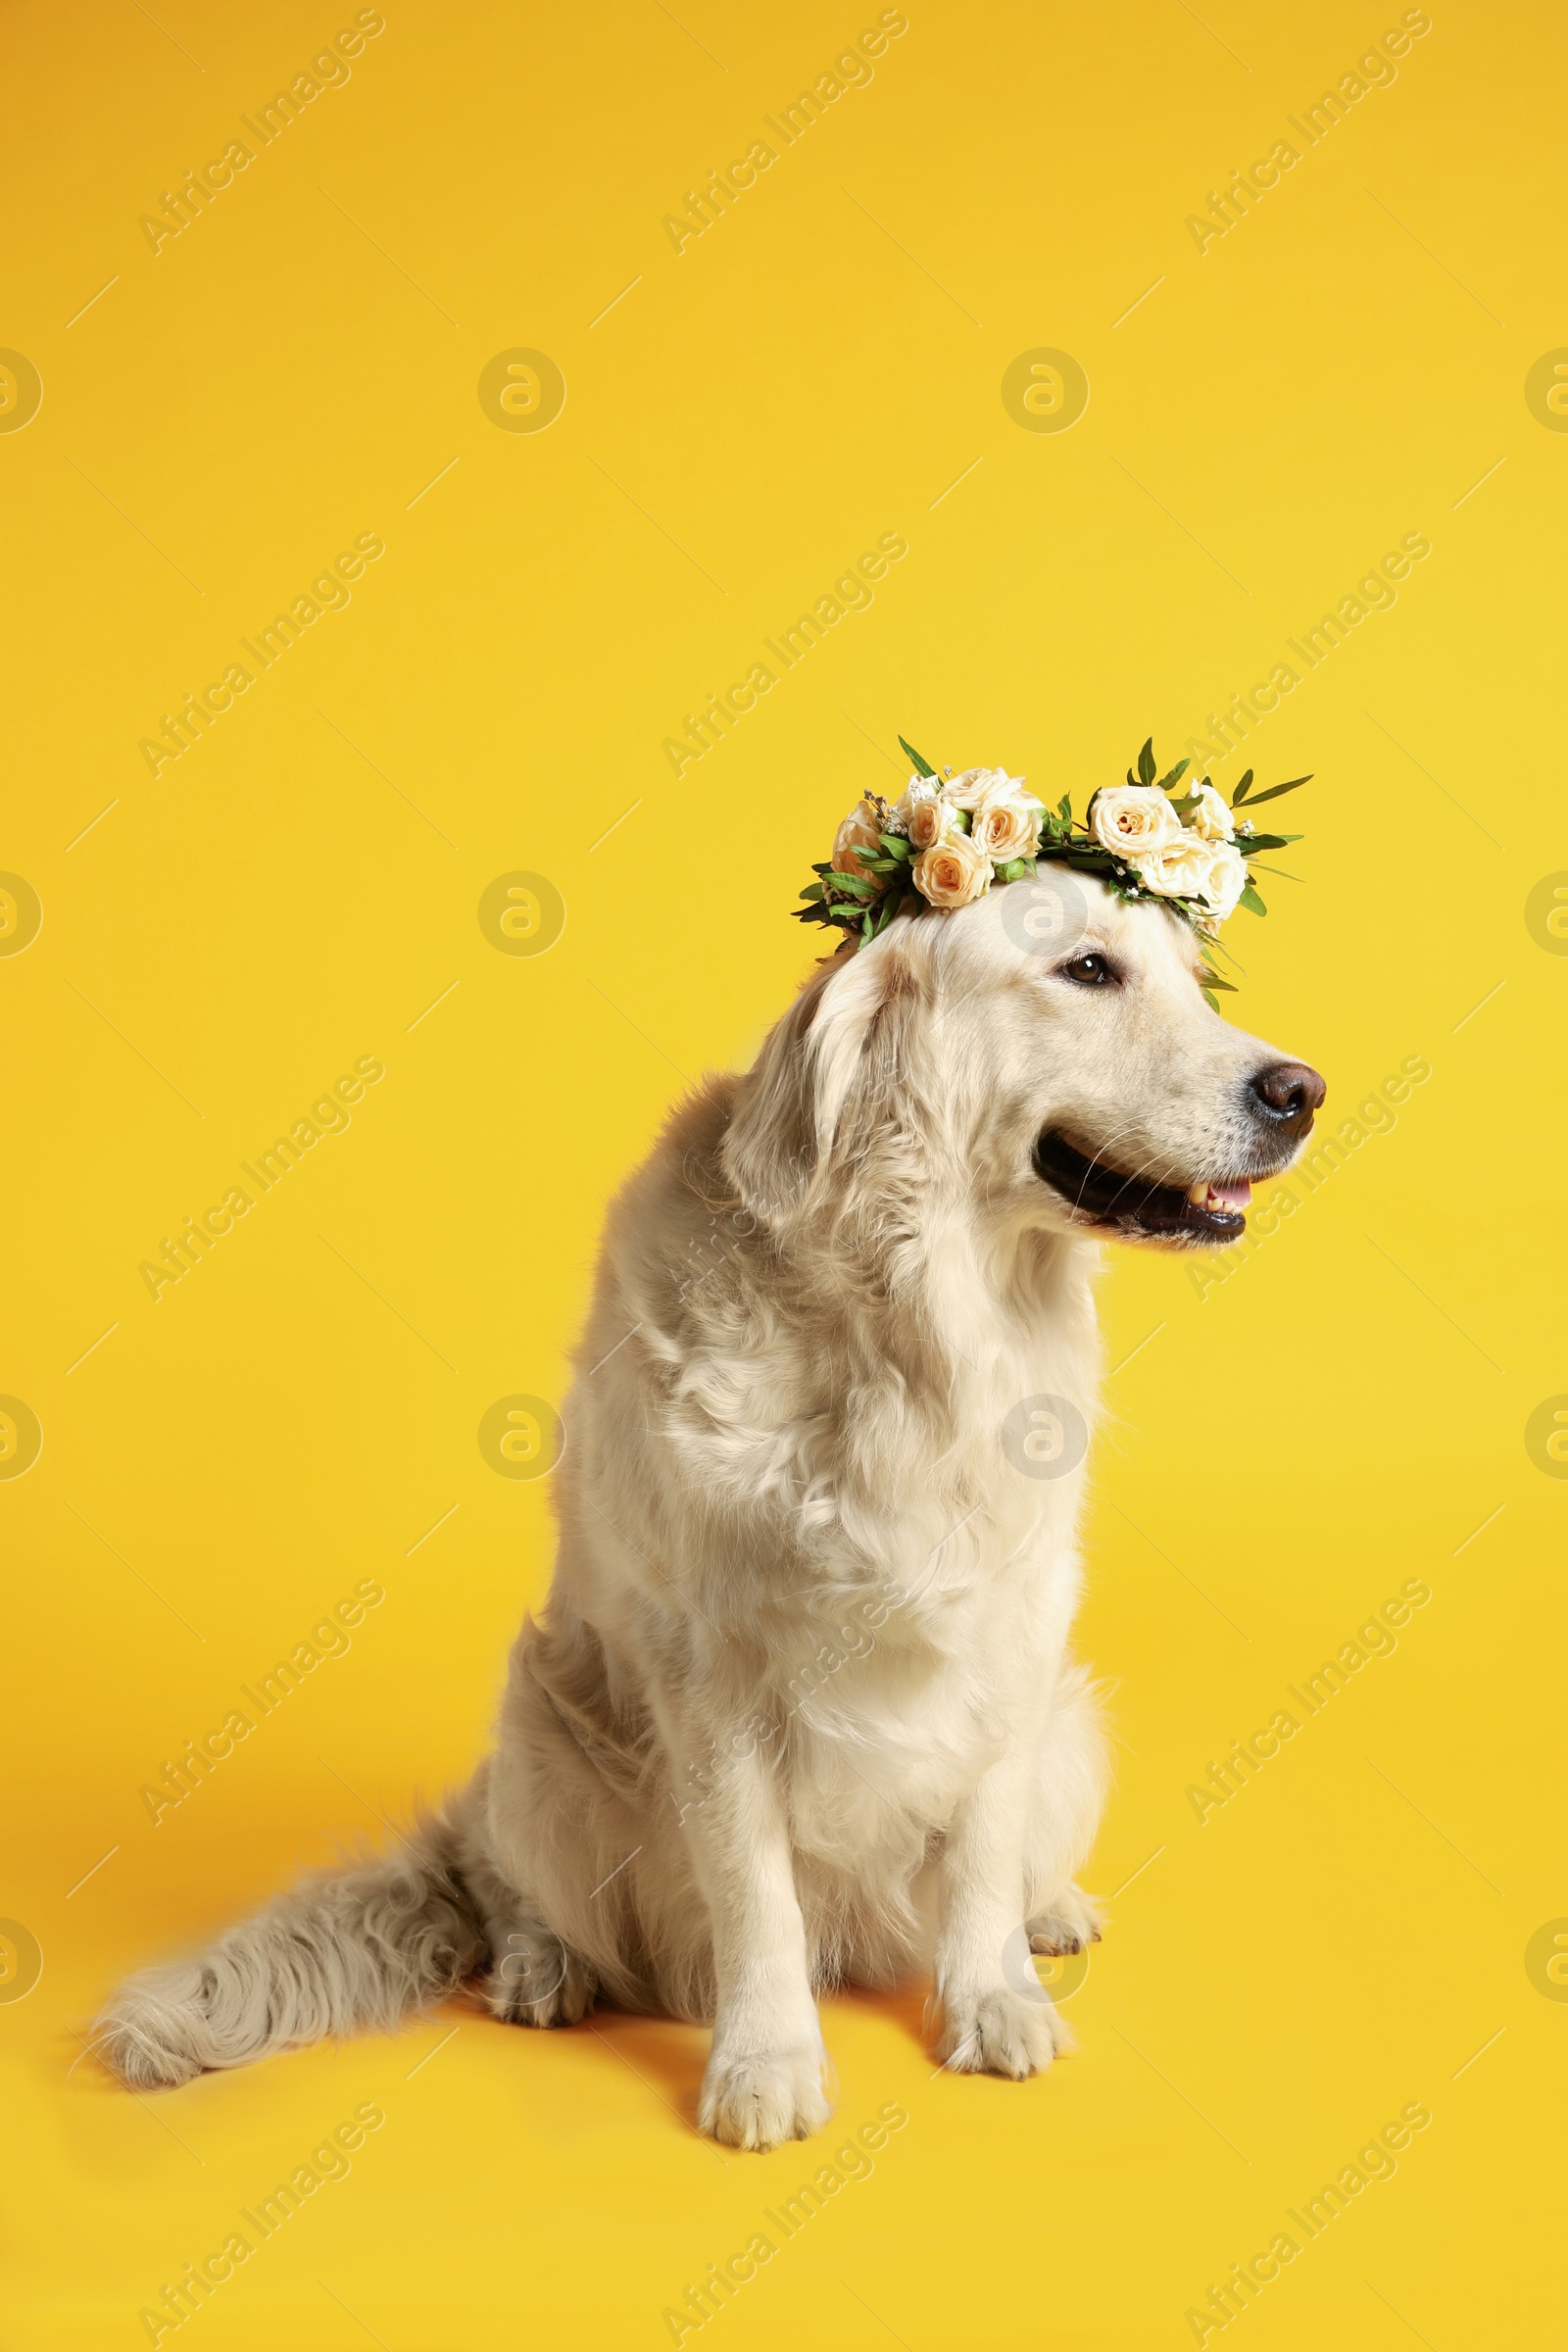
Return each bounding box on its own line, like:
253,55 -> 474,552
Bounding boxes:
476,1981 -> 930,2137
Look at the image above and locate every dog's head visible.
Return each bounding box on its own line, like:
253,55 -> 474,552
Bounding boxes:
723,874 -> 1323,1250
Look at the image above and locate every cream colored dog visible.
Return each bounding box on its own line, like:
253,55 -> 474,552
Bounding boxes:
100,873 -> 1322,2149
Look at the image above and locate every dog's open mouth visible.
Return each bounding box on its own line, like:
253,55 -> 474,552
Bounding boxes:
1033,1130 -> 1256,1243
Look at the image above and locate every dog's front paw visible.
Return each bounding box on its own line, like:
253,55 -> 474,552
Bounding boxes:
1027,1882 -> 1104,1957
936,1985 -> 1067,2079
486,1926 -> 595,2029
698,2045 -> 832,2150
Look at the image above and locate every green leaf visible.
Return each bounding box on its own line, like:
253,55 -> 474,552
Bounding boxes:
1137,738 -> 1156,785
861,909 -> 875,941
898,736 -> 936,778
826,869 -> 877,896
878,834 -> 910,860
799,883 -> 825,901
1233,831 -> 1300,852
1231,768 -> 1256,807
1161,758 -> 1192,789
870,887 -> 905,939
1200,987 -> 1220,1012
1057,792 -> 1072,820
1201,970 -> 1240,992
1238,773 -> 1312,808
1239,881 -> 1267,916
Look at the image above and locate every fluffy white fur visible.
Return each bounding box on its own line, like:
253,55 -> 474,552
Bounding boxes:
98,877 -> 1315,2148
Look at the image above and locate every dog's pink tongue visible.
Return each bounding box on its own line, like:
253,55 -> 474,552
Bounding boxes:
1212,1179 -> 1252,1209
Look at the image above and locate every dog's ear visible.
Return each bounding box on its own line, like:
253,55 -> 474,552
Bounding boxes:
722,937 -> 906,1223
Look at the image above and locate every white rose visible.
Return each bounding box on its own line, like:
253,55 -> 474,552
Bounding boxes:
971,791 -> 1044,862
1187,782 -> 1235,841
1090,784 -> 1183,858
832,800 -> 886,888
911,833 -> 993,908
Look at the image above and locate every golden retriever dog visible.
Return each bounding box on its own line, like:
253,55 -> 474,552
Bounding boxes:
99,868 -> 1322,2148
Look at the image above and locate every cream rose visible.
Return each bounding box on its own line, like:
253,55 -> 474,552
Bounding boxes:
892,776 -> 939,834
1198,840 -> 1247,919
943,765 -> 1025,814
1187,781 -> 1235,841
832,800 -> 886,886
906,793 -> 963,852
1090,784 -> 1182,858
970,791 -> 1044,862
1130,836 -> 1212,903
912,833 -> 993,908
1133,835 -> 1247,919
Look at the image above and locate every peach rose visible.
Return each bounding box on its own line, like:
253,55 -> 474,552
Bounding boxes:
832,800 -> 886,886
912,833 -> 993,908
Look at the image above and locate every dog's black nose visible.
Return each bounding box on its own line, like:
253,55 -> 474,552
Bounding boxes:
1249,1059 -> 1325,1136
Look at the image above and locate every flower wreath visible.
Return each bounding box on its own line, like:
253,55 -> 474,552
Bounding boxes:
795,737 -> 1310,1008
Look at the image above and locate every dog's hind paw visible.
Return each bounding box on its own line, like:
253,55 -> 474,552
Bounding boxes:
1027,1883 -> 1104,1957
486,1924 -> 595,2028
936,1985 -> 1067,2079
697,2044 -> 832,2151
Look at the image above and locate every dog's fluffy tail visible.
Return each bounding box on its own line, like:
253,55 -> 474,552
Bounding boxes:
94,1802 -> 486,2090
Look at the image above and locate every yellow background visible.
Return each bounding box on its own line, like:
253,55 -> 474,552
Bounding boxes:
4,0 -> 1564,2343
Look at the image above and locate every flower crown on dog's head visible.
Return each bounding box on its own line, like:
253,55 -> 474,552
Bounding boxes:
795,736 -> 1310,1008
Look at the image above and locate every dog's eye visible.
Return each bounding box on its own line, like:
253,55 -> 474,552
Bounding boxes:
1058,953 -> 1113,987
